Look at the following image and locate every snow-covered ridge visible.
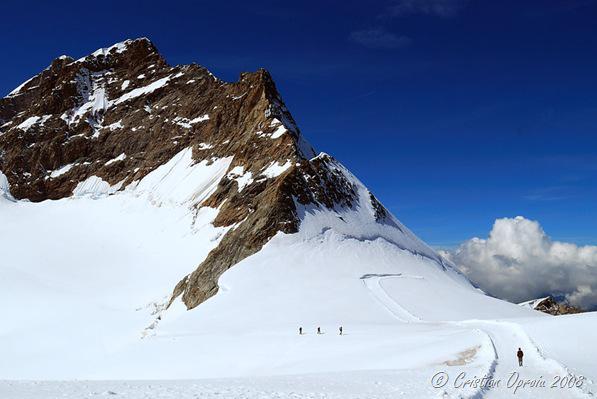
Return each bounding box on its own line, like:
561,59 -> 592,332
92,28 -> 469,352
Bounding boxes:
297,155 -> 447,269
6,75 -> 37,97
263,93 -> 316,159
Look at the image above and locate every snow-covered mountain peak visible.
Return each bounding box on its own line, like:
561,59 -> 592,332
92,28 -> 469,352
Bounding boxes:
75,37 -> 160,65
89,37 -> 152,57
1,37 -> 458,312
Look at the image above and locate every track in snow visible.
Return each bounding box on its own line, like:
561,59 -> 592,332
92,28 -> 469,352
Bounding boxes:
362,274 -> 594,399
360,274 -> 422,322
464,320 -> 592,399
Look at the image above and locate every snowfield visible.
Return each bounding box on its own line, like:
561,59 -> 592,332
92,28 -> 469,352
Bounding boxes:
1,155 -> 596,398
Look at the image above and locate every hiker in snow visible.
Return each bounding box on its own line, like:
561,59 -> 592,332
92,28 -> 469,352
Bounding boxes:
299,327 -> 303,335
517,348 -> 524,367
317,327 -> 321,334
339,326 -> 343,335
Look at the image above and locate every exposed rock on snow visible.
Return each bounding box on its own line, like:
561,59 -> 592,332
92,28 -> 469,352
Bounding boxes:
519,295 -> 583,315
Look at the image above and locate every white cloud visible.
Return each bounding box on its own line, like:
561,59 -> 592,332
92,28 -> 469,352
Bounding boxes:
350,28 -> 412,49
440,216 -> 597,310
385,0 -> 469,18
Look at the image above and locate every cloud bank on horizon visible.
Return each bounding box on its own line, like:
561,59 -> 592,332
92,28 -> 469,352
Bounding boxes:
440,216 -> 597,311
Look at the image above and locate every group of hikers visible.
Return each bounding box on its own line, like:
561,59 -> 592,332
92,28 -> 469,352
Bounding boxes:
298,326 -> 343,335
298,327 -> 525,367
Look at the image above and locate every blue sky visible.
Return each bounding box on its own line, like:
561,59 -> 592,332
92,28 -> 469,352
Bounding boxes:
3,0 -> 596,247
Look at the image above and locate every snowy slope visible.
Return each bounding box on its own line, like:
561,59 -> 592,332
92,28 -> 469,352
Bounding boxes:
3,146 -> 597,399
0,155 -> 234,379
0,182 -> 497,379
3,150 -> 597,399
0,197 -> 227,378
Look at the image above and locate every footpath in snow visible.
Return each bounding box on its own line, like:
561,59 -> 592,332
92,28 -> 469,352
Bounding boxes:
366,274 -> 596,399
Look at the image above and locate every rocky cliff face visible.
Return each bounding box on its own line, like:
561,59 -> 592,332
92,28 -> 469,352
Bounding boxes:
1,38 -> 392,309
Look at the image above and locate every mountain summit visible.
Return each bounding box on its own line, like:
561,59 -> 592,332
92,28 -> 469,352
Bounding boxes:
0,38 -> 449,310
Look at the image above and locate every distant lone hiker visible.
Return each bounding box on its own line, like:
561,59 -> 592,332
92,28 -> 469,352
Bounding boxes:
339,326 -> 343,335
299,327 -> 303,335
517,348 -> 524,367
317,327 -> 322,334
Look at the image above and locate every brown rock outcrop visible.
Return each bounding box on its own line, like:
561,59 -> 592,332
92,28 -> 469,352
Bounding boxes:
532,296 -> 583,316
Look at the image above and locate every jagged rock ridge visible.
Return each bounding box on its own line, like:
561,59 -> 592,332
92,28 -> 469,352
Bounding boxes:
0,38 -> 411,310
